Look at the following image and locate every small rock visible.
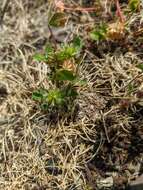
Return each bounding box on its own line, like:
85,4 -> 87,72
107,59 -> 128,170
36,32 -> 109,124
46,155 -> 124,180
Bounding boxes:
130,175 -> 143,190
114,175 -> 128,188
97,176 -> 113,189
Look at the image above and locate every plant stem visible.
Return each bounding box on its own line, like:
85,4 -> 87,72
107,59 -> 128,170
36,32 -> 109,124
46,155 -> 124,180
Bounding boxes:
115,0 -> 125,23
48,25 -> 58,50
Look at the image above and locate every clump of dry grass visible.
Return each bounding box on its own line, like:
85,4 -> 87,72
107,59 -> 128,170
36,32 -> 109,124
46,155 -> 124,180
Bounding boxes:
0,1 -> 143,190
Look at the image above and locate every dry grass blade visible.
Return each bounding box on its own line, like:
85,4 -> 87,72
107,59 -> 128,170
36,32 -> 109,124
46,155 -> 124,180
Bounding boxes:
0,0 -> 10,26
0,0 -> 143,190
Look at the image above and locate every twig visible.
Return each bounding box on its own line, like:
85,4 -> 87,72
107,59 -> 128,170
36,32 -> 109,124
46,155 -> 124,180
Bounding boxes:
54,0 -> 97,12
86,132 -> 103,163
100,111 -> 110,143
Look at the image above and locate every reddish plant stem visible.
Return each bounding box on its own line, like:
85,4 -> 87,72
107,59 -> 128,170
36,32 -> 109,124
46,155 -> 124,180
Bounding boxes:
55,0 -> 97,12
115,0 -> 125,23
55,0 -> 125,22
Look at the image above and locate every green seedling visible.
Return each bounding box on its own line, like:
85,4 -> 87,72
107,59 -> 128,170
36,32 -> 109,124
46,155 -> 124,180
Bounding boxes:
90,23 -> 107,41
32,37 -> 85,111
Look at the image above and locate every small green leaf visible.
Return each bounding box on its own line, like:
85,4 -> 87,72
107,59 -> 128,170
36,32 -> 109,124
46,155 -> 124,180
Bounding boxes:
129,0 -> 140,12
49,12 -> 66,27
45,44 -> 54,53
41,103 -> 49,110
33,54 -> 47,62
32,90 -> 48,101
90,24 -> 107,41
62,84 -> 78,99
45,44 -> 54,60
128,84 -> 135,94
56,37 -> 82,61
72,36 -> 83,51
66,87 -> 78,98
32,92 -> 43,101
47,89 -> 64,106
34,44 -> 54,63
56,46 -> 77,61
90,31 -> 105,41
73,78 -> 87,86
137,64 -> 143,71
56,69 -> 76,81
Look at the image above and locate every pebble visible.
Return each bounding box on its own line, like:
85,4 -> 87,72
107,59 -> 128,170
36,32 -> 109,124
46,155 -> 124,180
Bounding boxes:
130,175 -> 143,190
97,176 -> 113,189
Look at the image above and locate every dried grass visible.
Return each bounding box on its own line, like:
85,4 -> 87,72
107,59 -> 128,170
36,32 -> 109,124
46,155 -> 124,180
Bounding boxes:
0,1 -> 143,190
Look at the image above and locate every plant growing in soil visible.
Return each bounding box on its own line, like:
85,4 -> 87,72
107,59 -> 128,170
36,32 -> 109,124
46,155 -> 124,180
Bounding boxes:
129,0 -> 140,12
32,37 -> 85,113
90,23 -> 108,41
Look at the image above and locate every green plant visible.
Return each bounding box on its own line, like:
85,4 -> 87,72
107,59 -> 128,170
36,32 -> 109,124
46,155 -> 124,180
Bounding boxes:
128,0 -> 140,12
137,63 -> 143,71
32,37 -> 85,112
49,12 -> 66,27
90,23 -> 107,41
